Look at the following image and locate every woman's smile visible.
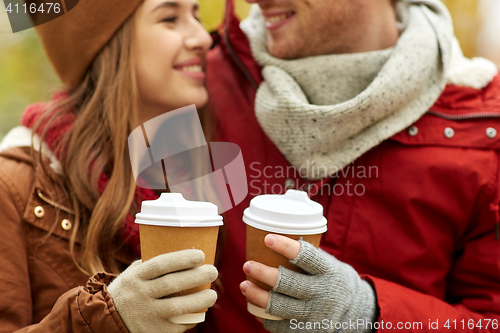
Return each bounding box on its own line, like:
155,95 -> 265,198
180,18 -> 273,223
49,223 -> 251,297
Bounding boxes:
173,57 -> 206,81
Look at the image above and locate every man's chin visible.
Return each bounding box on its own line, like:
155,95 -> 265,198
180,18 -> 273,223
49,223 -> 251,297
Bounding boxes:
267,41 -> 302,60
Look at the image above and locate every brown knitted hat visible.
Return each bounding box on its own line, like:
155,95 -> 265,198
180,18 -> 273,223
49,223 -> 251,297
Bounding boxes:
34,0 -> 143,89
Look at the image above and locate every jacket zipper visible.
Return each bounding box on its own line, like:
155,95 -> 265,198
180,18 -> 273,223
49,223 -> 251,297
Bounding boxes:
37,189 -> 75,215
428,110 -> 500,120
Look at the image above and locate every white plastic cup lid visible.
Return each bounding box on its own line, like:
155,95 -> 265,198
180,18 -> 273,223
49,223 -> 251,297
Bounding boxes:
135,193 -> 223,227
243,189 -> 327,235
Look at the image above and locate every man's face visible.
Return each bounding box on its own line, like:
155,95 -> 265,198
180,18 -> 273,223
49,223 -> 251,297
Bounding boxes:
245,0 -> 369,59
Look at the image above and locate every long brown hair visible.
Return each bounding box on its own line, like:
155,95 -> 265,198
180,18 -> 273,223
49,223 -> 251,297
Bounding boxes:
34,15 -> 139,275
34,9 -> 217,275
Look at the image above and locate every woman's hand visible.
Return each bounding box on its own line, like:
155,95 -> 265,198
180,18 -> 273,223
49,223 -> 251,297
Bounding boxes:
107,249 -> 218,333
240,234 -> 378,333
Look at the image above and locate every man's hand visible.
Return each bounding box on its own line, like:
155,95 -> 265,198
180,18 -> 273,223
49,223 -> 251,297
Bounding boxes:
240,234 -> 378,333
239,234 -> 300,308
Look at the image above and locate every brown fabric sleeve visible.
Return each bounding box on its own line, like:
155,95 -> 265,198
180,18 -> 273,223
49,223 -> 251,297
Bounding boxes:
10,273 -> 130,333
0,166 -> 33,332
0,161 -> 129,333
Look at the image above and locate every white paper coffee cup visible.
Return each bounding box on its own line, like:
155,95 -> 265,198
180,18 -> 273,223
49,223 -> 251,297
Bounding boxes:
135,193 -> 223,324
243,190 -> 327,320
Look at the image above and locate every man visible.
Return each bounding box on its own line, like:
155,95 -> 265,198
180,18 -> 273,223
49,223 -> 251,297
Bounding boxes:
205,0 -> 500,332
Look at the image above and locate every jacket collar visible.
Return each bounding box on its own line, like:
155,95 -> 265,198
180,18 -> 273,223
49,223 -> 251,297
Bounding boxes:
0,126 -> 63,174
220,0 -> 262,89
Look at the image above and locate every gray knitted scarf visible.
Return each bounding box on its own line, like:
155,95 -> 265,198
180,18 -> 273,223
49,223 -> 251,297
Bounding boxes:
241,0 -> 454,180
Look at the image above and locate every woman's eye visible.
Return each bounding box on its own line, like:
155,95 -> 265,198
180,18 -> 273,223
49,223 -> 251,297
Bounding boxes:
162,16 -> 178,23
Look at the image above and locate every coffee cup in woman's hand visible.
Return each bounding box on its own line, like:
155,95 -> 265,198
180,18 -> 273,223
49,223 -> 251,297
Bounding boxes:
107,249 -> 218,333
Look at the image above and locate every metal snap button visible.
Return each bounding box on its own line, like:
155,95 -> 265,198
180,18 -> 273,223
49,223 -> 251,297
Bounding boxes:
486,127 -> 497,139
34,206 -> 45,219
284,179 -> 295,189
444,127 -> 455,138
407,125 -> 418,136
61,219 -> 72,231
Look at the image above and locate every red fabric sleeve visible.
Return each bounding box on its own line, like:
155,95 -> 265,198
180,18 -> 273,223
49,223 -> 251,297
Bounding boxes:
362,229 -> 500,333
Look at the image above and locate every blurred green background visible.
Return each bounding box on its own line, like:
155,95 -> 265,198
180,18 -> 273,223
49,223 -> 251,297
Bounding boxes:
0,0 -> 499,139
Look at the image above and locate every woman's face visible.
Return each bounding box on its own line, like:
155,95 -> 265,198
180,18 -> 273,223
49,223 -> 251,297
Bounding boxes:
134,0 -> 212,122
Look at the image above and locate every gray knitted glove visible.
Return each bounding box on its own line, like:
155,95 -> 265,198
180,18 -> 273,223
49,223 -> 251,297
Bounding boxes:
107,249 -> 218,333
264,240 -> 378,333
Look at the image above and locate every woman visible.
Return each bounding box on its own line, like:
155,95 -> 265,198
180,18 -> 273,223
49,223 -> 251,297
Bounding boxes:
0,0 -> 218,332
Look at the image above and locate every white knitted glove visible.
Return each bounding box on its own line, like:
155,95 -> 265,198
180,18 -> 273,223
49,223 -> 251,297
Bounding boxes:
107,249 -> 218,333
264,240 -> 378,333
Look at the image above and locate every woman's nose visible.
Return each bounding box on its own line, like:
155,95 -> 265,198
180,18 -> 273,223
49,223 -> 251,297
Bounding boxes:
184,19 -> 212,53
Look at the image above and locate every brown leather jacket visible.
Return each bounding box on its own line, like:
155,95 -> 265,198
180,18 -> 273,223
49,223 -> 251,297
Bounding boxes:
0,145 -> 135,332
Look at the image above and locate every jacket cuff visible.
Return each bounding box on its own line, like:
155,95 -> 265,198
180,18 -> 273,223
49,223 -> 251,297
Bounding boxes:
86,272 -> 118,291
77,272 -> 130,333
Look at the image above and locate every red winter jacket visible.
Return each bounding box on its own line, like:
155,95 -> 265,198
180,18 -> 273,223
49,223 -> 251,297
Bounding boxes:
203,1 -> 500,332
